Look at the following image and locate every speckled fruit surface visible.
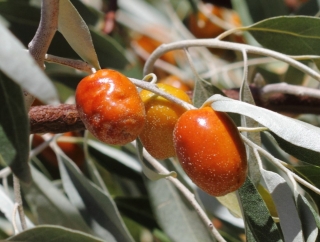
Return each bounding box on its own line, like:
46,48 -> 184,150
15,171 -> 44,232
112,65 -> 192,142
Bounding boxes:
76,69 -> 146,145
173,106 -> 247,196
139,83 -> 192,159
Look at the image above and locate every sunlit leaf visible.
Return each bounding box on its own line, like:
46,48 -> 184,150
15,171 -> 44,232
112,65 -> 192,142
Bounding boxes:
6,225 -> 104,242
239,70 -> 261,186
261,170 -> 303,242
216,191 -> 243,219
246,16 -> 320,57
296,194 -> 319,241
237,177 -> 282,241
0,185 -> 34,231
58,0 -> 100,69
55,147 -> 134,242
0,73 -> 31,183
0,22 -> 58,104
145,178 -> 215,242
22,166 -> 93,233
207,95 -> 320,162
56,151 -> 117,241
269,131 -> 320,166
193,79 -> 222,108
118,0 -> 170,27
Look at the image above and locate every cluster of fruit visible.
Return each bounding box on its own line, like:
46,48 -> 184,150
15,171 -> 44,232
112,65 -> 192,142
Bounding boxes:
76,69 -> 247,197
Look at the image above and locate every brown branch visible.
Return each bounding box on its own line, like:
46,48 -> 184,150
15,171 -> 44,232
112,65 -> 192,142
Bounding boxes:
29,85 -> 320,134
223,85 -> 320,115
29,104 -> 85,134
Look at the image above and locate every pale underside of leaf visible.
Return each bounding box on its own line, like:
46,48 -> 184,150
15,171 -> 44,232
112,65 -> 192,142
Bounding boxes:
0,185 -> 34,231
7,225 -> 105,242
0,22 -> 58,104
261,169 -> 303,242
55,148 -> 134,242
58,0 -> 100,70
207,94 -> 320,153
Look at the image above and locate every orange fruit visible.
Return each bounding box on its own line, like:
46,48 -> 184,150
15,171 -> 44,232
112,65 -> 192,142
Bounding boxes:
139,83 -> 192,159
173,106 -> 247,196
189,4 -> 225,38
76,69 -> 146,145
158,75 -> 192,92
133,35 -> 176,65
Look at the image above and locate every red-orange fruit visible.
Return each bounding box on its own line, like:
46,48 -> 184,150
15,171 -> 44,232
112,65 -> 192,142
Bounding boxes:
139,83 -> 192,159
76,69 -> 146,145
173,106 -> 247,196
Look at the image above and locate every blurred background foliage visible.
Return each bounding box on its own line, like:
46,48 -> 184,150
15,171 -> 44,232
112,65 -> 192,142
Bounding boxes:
1,0 -> 320,241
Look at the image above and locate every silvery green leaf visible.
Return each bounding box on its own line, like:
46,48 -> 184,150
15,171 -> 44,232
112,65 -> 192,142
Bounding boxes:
0,23 -> 58,104
58,0 -> 100,69
261,170 -> 303,242
207,94 -> 320,155
0,185 -> 34,230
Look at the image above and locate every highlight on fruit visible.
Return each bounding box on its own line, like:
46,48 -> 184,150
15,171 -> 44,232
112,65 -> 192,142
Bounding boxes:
173,106 -> 247,196
75,69 -> 146,145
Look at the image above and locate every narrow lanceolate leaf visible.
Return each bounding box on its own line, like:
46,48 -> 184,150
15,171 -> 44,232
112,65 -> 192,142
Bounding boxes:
6,225 -> 104,242
237,177 -> 282,242
261,170 -> 303,242
0,74 -> 31,183
0,185 -> 34,230
246,16 -> 320,56
57,153 -> 117,242
55,147 -> 134,242
294,165 -> 320,188
296,194 -> 319,242
269,131 -> 320,166
239,72 -> 261,186
58,0 -> 100,69
0,23 -> 58,104
145,177 -> 215,242
216,192 -> 242,218
193,79 -> 222,108
22,166 -> 93,234
207,95 -> 320,165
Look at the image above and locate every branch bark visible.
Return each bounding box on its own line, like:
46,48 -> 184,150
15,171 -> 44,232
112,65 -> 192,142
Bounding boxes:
29,104 -> 85,134
29,84 -> 320,134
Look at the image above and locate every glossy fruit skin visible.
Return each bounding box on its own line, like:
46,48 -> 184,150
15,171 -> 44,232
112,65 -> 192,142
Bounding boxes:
139,83 -> 192,159
173,107 -> 247,196
76,69 -> 146,145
